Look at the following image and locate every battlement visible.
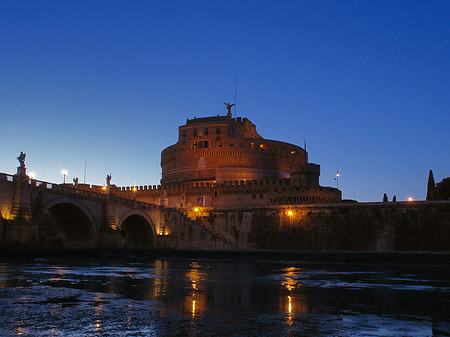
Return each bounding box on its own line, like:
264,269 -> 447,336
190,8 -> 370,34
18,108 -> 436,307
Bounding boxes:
117,178 -> 297,193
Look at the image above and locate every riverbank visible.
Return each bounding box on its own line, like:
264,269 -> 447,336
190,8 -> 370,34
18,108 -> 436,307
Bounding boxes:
2,248 -> 450,266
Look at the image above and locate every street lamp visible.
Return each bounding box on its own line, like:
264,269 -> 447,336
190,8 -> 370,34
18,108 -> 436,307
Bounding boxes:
334,170 -> 340,189
29,171 -> 36,180
61,169 -> 68,184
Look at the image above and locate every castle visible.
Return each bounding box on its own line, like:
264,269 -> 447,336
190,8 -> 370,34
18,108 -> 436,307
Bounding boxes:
114,110 -> 341,208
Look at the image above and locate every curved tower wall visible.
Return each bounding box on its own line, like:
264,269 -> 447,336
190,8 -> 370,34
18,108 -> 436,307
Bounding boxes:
161,114 -> 308,184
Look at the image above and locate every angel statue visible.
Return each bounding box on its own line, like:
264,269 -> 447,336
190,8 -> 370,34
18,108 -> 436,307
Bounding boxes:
106,174 -> 112,186
17,151 -> 26,168
224,102 -> 235,114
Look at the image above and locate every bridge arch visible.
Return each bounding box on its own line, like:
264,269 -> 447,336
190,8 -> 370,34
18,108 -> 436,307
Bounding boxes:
118,210 -> 157,249
40,197 -> 98,249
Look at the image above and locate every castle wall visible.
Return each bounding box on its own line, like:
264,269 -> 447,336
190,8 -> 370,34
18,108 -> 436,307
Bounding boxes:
161,114 -> 308,184
114,178 -> 341,208
161,201 -> 450,252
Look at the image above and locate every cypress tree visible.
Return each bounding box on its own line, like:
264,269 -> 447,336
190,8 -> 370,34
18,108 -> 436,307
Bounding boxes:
427,170 -> 436,200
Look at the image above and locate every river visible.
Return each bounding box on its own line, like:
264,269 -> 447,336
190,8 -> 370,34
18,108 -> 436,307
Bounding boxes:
0,255 -> 449,336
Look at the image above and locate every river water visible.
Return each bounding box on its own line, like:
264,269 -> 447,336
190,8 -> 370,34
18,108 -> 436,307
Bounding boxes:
0,256 -> 449,336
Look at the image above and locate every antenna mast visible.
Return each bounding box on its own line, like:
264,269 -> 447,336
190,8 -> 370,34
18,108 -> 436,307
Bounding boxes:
234,75 -> 237,118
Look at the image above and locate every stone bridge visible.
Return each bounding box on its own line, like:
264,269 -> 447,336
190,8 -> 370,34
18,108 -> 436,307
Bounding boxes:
0,169 -> 240,251
0,171 -> 167,250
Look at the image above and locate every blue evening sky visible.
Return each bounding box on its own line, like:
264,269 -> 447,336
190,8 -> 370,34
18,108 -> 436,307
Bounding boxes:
1,0 -> 449,202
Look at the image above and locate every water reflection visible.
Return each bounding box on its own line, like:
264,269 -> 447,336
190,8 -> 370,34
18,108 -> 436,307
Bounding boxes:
280,267 -> 303,325
14,320 -> 26,336
186,261 -> 205,317
0,258 -> 449,336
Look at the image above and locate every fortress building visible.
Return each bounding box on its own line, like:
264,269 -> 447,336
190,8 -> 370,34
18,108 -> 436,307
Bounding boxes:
116,110 -> 341,208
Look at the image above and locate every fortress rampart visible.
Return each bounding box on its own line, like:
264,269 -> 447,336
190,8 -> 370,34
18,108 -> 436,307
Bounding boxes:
113,177 -> 341,208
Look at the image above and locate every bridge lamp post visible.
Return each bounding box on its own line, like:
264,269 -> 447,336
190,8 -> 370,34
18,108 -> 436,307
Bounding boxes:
61,169 -> 68,184
29,171 -> 36,180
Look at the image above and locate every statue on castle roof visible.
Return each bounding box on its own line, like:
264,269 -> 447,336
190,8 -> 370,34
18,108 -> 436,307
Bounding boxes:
224,102 -> 235,114
106,174 -> 112,186
17,151 -> 26,168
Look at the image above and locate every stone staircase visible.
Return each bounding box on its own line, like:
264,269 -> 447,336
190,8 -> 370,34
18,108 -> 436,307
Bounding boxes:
166,208 -> 235,249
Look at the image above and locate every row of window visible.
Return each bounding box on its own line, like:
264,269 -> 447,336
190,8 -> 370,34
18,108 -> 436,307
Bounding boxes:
182,127 -> 222,138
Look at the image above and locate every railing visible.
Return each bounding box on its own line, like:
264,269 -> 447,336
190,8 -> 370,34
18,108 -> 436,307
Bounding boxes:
0,173 -> 14,182
0,171 -> 159,210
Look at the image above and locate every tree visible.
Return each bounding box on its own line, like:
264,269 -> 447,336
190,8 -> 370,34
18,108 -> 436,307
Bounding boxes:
433,177 -> 450,200
427,170 -> 436,201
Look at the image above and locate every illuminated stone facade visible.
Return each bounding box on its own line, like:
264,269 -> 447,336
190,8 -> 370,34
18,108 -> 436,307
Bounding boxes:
116,112 -> 341,208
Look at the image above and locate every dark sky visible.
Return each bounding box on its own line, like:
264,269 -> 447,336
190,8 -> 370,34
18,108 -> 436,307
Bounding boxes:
1,0 -> 449,201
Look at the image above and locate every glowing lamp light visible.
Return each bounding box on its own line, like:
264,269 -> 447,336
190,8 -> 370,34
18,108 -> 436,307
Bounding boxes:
132,187 -> 137,192
408,197 -> 414,202
102,186 -> 107,191
287,210 -> 293,216
194,207 -> 199,212
29,171 -> 36,179
61,169 -> 68,184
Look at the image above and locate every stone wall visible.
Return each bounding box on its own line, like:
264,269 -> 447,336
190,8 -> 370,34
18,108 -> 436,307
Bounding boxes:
244,202 -> 450,252
167,201 -> 450,252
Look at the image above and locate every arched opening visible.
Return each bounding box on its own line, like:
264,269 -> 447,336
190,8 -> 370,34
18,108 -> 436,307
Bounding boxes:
40,203 -> 95,249
121,214 -> 155,249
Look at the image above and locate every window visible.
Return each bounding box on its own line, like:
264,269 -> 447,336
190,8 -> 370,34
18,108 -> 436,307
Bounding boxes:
192,140 -> 209,149
182,130 -> 186,137
216,127 -> 221,134
216,136 -> 220,141
205,128 -> 208,135
193,129 -> 197,136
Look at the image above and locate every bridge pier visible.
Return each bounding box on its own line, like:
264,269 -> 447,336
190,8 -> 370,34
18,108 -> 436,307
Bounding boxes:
3,167 -> 37,248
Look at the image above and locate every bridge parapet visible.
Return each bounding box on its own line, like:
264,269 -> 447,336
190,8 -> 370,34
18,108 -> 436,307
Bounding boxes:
0,173 -> 14,183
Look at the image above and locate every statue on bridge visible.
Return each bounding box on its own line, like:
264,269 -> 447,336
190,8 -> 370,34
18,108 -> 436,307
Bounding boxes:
17,151 -> 26,168
73,177 -> 79,186
106,174 -> 112,186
